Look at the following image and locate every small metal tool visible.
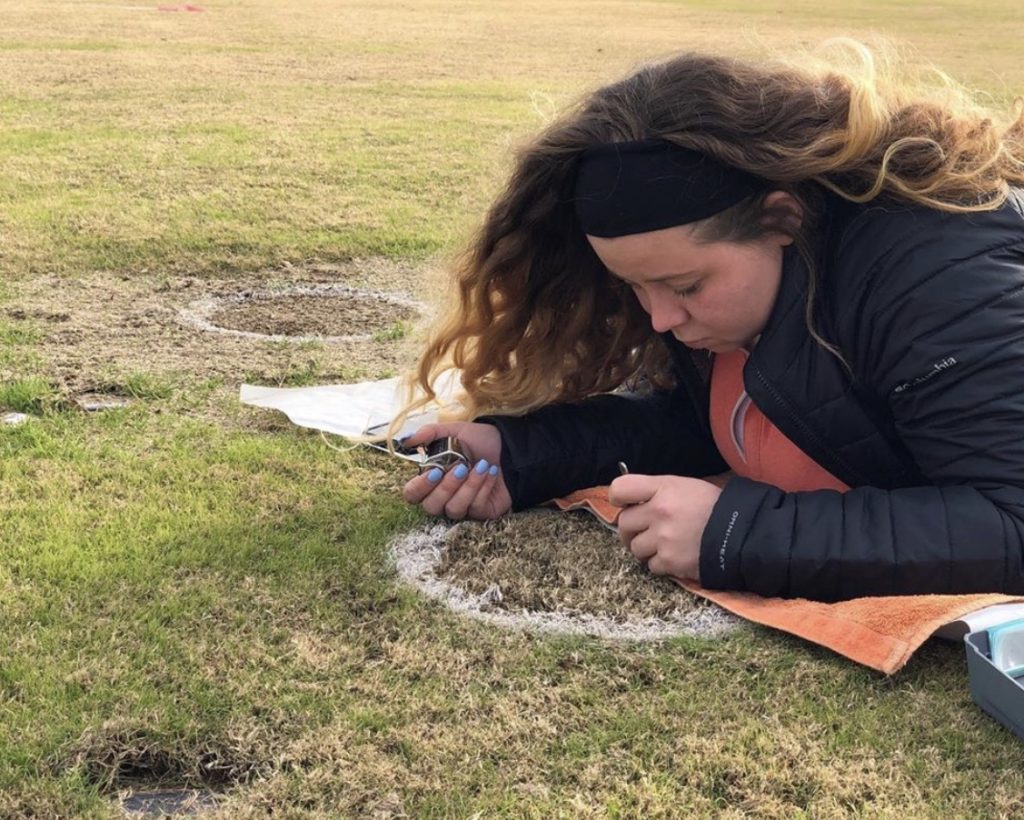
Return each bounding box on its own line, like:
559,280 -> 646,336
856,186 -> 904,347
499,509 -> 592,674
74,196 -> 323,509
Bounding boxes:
615,460 -> 640,510
395,435 -> 473,475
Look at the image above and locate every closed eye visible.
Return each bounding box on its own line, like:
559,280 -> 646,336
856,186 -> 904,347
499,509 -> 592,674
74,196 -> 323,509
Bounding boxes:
673,281 -> 702,298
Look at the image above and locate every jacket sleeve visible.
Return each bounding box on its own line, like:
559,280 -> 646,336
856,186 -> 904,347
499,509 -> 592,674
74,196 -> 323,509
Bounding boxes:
478,383 -> 727,511
699,200 -> 1024,600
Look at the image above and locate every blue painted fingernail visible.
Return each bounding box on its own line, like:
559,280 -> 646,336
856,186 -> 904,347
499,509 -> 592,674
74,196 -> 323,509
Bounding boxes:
474,459 -> 489,475
427,468 -> 444,483
453,463 -> 469,480
488,465 -> 499,477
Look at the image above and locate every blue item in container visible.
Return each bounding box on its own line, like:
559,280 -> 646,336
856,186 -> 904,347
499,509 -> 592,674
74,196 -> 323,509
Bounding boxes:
988,618 -> 1024,680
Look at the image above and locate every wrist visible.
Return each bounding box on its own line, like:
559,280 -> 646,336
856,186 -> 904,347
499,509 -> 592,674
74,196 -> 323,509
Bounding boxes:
698,479 -> 751,590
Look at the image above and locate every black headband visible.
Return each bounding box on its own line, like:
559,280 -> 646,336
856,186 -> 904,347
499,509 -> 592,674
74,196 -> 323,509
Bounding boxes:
573,138 -> 766,237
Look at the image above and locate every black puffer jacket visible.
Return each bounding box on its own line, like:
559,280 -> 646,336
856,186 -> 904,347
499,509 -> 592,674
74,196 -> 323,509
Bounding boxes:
482,189 -> 1024,601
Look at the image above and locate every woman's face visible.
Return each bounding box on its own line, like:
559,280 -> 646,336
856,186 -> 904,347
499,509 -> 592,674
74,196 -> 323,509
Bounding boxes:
586,223 -> 791,353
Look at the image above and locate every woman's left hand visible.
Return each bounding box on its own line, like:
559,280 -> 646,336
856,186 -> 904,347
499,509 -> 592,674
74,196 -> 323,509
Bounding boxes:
608,475 -> 723,581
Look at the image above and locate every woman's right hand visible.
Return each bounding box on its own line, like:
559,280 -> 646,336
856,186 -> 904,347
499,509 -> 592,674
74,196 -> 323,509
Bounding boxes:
400,422 -> 512,520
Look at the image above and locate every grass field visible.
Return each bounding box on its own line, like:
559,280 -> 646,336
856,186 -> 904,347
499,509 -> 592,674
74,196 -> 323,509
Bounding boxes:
3,0 -> 1024,816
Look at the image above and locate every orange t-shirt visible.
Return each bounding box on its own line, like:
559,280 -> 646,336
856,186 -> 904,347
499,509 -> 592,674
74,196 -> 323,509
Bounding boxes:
709,349 -> 850,493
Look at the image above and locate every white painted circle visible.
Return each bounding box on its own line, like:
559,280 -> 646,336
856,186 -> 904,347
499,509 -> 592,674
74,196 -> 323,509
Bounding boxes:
178,284 -> 425,343
391,523 -> 741,642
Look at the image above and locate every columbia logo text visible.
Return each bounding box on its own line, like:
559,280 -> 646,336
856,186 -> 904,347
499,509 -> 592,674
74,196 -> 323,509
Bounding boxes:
892,356 -> 958,395
719,510 -> 739,572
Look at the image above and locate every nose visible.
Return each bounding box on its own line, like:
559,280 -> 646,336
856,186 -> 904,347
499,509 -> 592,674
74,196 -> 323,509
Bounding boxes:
647,295 -> 689,334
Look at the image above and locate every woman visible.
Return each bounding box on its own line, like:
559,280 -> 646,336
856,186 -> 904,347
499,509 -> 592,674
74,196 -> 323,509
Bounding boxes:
396,42 -> 1024,601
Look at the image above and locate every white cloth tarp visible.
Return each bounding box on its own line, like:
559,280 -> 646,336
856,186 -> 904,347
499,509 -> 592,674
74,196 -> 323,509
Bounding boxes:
239,374 -> 460,460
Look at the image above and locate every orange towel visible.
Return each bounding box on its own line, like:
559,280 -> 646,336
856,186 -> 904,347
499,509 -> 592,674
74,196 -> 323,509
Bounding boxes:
553,486 -> 1023,674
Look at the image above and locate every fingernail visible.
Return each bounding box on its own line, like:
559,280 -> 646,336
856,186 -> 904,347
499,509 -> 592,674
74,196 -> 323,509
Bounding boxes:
474,459 -> 489,475
427,468 -> 444,483
488,465 -> 499,477
453,463 -> 469,480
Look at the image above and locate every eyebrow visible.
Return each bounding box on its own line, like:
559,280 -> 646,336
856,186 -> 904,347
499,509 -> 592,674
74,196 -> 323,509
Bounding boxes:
605,267 -> 698,284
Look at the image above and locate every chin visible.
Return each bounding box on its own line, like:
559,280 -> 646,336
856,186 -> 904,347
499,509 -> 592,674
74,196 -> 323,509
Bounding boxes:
675,335 -> 737,352
704,341 -> 740,353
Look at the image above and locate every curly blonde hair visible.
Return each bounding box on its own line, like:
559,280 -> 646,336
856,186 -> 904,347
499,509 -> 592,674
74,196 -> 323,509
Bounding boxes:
394,40 -> 1024,432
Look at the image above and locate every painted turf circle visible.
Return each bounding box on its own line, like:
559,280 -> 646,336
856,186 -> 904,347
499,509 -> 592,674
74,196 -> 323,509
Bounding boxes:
391,523 -> 741,642
178,283 -> 424,343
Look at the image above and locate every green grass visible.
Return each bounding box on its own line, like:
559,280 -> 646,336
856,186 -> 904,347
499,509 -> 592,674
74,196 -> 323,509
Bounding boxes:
0,319 -> 41,346
3,0 -> 1024,815
118,373 -> 174,401
0,376 -> 55,414
373,320 -> 411,343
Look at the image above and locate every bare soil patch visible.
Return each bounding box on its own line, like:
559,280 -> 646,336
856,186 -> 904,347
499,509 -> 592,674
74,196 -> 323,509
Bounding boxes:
438,510 -> 710,621
4,258 -> 436,397
209,292 -> 417,340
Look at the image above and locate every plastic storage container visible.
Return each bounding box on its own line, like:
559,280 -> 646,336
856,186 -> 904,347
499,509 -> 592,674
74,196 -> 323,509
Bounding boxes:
965,619 -> 1024,741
